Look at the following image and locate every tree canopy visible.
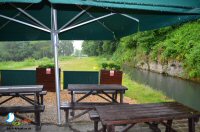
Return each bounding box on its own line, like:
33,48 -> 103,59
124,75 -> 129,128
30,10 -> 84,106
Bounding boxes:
0,40 -> 73,61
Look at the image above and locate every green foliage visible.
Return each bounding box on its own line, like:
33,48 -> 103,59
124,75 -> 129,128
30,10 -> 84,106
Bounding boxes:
112,19 -> 200,78
101,62 -> 121,70
0,40 -> 74,61
108,63 -> 115,70
184,45 -> 200,78
114,65 -> 121,70
82,41 -> 99,56
82,40 -> 118,56
81,20 -> 200,79
58,41 -> 74,56
38,63 -> 55,68
101,63 -> 108,69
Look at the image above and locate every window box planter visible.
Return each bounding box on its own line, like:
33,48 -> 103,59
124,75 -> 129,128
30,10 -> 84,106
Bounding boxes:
36,67 -> 60,92
100,69 -> 123,85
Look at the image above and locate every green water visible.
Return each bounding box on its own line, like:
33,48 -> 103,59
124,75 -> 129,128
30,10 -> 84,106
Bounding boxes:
124,66 -> 200,111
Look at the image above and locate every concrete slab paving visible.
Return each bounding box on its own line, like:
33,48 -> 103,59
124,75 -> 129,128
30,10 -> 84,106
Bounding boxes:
0,120 -> 200,132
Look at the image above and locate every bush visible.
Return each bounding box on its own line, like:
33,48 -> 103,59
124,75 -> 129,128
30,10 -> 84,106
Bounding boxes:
101,62 -> 121,70
102,63 -> 108,69
38,63 -> 55,68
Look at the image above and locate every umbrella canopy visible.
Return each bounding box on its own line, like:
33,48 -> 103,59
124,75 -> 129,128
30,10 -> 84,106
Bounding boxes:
1,0 -> 200,125
1,0 -> 200,41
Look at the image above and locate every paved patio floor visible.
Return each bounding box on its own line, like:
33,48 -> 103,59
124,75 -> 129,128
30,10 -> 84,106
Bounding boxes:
0,91 -> 200,132
0,120 -> 200,132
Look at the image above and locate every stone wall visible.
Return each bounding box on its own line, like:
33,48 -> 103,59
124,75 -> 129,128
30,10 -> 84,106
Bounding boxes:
136,60 -> 184,77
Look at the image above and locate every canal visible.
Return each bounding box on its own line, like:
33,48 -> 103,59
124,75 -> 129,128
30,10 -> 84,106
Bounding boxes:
124,66 -> 200,111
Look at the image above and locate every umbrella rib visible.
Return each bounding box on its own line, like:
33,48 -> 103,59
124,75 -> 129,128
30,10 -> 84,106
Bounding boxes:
86,12 -> 116,37
0,14 -> 50,33
10,4 -> 50,31
58,7 -> 91,32
120,14 -> 139,23
77,5 -> 116,38
0,4 -> 33,30
59,13 -> 116,33
106,8 -> 139,23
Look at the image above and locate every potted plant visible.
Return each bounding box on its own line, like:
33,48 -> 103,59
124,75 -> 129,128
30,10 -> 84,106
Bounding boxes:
36,64 -> 60,92
100,62 -> 123,85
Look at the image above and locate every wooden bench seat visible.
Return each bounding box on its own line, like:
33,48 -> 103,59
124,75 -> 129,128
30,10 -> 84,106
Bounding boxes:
0,91 -> 47,96
0,105 -> 45,114
60,102 -> 117,110
89,110 -> 100,132
0,91 -> 47,105
60,102 -> 122,124
19,91 -> 47,96
69,90 -> 116,94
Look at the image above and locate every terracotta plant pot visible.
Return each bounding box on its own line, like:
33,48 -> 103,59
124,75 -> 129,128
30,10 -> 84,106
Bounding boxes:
36,68 -> 60,92
100,70 -> 123,85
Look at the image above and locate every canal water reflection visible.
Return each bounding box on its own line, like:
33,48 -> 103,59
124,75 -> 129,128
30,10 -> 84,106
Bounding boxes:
124,66 -> 200,111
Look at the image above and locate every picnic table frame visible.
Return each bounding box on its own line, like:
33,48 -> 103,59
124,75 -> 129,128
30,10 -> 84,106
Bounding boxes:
0,85 -> 45,128
68,84 -> 128,104
61,84 -> 128,124
95,102 -> 200,132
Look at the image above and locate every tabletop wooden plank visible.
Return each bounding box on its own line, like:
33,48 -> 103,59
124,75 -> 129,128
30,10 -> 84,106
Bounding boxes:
68,84 -> 128,91
96,102 -> 197,113
96,102 -> 200,125
0,85 -> 43,93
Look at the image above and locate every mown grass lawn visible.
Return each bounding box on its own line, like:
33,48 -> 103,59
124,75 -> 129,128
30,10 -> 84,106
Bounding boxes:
123,75 -> 172,103
0,56 -> 171,103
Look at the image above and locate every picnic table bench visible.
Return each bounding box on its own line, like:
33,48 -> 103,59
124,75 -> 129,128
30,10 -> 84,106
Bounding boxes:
60,84 -> 128,124
0,85 -> 46,129
60,102 -> 123,124
92,102 -> 200,132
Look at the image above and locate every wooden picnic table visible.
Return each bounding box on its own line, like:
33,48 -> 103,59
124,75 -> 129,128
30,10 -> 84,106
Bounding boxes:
0,85 -> 46,129
68,84 -> 128,103
61,84 -> 128,124
95,102 -> 200,132
0,85 -> 43,94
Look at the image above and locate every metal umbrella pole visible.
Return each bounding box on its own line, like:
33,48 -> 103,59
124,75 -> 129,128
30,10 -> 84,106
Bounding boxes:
51,5 -> 61,125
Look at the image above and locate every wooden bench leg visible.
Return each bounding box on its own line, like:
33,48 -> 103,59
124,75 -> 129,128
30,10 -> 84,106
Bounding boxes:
188,118 -> 195,132
94,120 -> 98,132
103,125 -> 107,132
65,109 -> 69,125
165,120 -> 173,132
35,111 -> 41,130
114,93 -> 117,101
148,122 -> 161,132
40,95 -> 44,105
107,125 -> 115,132
112,94 -> 115,103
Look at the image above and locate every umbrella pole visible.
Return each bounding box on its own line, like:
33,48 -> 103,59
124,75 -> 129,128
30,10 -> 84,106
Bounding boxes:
51,6 -> 61,125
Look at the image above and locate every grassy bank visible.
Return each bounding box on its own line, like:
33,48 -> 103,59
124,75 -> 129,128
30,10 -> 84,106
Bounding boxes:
0,56 -> 170,103
123,75 -> 171,103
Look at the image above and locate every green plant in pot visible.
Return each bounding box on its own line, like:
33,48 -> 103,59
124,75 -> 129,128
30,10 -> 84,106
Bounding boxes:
38,63 -> 55,68
100,62 -> 123,84
101,62 -> 121,71
102,62 -> 108,70
36,63 -> 60,92
113,65 -> 121,71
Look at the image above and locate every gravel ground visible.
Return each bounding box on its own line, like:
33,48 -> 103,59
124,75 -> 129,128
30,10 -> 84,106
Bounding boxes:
0,90 -> 135,124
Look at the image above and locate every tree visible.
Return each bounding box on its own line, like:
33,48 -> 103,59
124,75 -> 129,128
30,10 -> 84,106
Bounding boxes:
58,41 -> 74,56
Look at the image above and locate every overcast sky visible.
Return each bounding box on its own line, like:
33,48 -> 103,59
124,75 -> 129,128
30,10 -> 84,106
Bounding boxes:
73,40 -> 83,50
